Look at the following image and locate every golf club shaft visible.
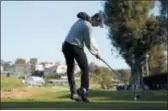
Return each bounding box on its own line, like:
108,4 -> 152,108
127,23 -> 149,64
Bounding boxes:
99,58 -> 122,79
100,58 -> 113,71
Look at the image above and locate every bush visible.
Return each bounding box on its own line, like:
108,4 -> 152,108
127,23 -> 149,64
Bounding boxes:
91,67 -> 113,90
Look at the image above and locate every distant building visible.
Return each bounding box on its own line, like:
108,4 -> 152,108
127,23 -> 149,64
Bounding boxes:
1,60 -> 83,76
44,66 -> 57,75
1,65 -> 4,73
14,63 -> 34,75
43,62 -> 57,69
1,61 -> 14,76
56,64 -> 67,75
39,62 -> 57,75
55,63 -> 81,75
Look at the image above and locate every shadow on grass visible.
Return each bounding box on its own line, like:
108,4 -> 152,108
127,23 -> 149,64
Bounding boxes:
1,101 -> 168,110
59,90 -> 168,101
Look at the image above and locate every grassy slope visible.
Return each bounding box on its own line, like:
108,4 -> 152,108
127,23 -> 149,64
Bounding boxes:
1,77 -> 168,110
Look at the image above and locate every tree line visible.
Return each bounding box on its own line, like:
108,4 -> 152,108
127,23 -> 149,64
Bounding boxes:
104,0 -> 167,88
1,58 -> 38,66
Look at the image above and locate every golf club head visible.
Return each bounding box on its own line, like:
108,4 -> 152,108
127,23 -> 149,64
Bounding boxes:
134,94 -> 140,101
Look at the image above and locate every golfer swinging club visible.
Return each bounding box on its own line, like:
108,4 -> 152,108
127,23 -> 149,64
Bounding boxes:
62,11 -> 103,102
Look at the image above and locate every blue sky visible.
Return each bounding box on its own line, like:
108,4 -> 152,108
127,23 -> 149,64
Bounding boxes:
1,1 -> 160,69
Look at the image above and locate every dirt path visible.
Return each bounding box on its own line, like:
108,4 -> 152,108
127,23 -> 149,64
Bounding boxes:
1,87 -> 47,99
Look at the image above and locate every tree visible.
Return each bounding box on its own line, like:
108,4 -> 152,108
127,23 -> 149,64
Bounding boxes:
148,44 -> 167,74
15,58 -> 26,64
160,0 -> 168,16
29,58 -> 38,65
2,61 -> 11,71
159,0 -> 168,71
104,1 -> 165,89
117,69 -> 131,84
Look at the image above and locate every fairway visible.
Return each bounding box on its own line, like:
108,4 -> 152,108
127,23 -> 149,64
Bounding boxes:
1,77 -> 168,110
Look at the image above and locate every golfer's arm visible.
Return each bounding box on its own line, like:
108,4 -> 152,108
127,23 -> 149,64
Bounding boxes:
84,26 -> 99,55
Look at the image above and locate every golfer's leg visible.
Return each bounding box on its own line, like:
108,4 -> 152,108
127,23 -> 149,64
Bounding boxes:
66,56 -> 77,94
74,50 -> 89,91
62,48 -> 77,94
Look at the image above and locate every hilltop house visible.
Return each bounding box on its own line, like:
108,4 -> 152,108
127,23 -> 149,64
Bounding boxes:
40,62 -> 57,75
1,61 -> 15,76
43,62 -> 67,75
1,65 -> 4,73
14,63 -> 34,75
56,63 -> 67,75
43,62 -> 80,75
1,60 -> 82,76
56,63 -> 81,75
44,65 -> 57,76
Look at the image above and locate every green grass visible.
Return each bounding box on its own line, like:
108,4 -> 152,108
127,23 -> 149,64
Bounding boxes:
1,77 -> 168,110
1,77 -> 26,89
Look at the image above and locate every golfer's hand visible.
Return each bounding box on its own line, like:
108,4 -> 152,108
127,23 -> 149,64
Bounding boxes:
95,52 -> 101,60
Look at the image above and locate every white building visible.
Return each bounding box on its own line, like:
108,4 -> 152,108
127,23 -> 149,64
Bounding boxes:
14,64 -> 34,75
1,65 -> 4,73
56,64 -> 67,74
44,66 -> 57,75
55,63 -> 80,75
32,62 -> 81,75
44,62 -> 56,69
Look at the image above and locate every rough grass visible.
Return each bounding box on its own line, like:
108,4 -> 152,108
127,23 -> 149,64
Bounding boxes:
1,77 -> 26,89
1,77 -> 168,110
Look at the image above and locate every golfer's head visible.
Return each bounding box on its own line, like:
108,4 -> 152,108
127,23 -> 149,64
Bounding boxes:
91,12 -> 104,28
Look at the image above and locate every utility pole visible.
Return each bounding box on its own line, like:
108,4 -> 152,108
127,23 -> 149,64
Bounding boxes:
166,1 -> 168,74
145,54 -> 149,76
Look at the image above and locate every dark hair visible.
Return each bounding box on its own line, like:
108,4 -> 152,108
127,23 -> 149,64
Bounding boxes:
91,12 -> 104,28
77,12 -> 90,22
91,13 -> 101,22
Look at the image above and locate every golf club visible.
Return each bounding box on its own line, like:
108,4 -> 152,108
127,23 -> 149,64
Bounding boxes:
99,57 -> 123,80
99,57 -> 141,100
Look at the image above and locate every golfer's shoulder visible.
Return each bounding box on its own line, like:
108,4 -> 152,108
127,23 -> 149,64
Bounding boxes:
83,20 -> 92,30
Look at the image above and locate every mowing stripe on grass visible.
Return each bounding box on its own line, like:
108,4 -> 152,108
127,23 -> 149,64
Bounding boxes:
1,102 -> 167,110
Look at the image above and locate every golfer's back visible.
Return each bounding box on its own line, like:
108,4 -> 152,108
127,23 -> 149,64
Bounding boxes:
65,19 -> 90,48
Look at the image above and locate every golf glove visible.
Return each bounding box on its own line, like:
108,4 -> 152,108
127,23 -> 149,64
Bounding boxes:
95,51 -> 101,59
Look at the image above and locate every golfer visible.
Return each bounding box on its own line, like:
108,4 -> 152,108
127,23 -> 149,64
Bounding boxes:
62,12 -> 103,102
